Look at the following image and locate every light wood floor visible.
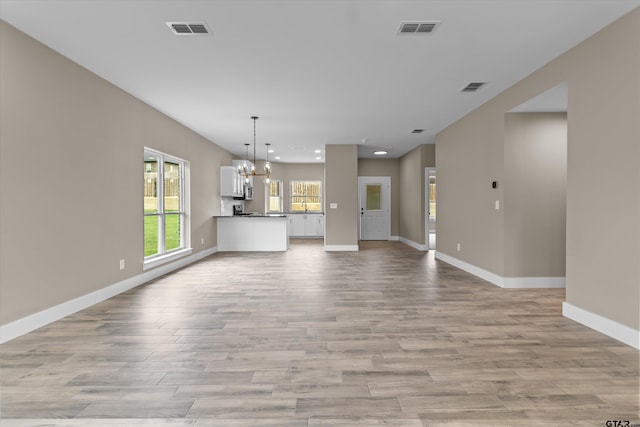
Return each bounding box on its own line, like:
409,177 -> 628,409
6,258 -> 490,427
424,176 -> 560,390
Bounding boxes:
1,240 -> 638,426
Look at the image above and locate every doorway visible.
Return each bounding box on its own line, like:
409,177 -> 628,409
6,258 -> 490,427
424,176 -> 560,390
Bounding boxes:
358,176 -> 390,240
425,168 -> 436,250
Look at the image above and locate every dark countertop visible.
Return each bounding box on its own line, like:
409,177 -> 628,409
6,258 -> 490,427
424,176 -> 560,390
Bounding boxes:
285,212 -> 324,215
214,214 -> 288,218
214,213 -> 324,218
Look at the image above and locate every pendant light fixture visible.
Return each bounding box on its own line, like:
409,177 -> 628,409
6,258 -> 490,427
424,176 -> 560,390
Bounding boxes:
238,116 -> 272,183
238,143 -> 251,181
264,143 -> 272,184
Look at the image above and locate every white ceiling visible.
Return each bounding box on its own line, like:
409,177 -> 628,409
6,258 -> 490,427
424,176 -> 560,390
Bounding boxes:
1,1 -> 638,163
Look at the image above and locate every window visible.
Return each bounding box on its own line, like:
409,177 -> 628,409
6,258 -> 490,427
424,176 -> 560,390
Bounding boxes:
428,175 -> 436,221
267,180 -> 283,213
290,180 -> 322,212
144,148 -> 188,264
366,184 -> 382,210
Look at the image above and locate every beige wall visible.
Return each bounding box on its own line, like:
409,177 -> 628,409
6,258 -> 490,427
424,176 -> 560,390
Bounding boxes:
436,8 -> 640,330
358,158 -> 400,237
565,9 -> 639,330
421,144 -> 436,169
0,21 -> 232,325
421,144 -> 436,240
245,162 -> 325,214
398,145 -> 435,245
504,113 -> 567,277
325,145 -> 358,247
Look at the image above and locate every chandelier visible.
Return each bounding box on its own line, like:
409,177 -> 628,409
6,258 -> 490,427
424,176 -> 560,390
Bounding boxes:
238,116 -> 272,184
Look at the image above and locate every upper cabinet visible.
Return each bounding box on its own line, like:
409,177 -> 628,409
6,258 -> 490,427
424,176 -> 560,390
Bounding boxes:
220,166 -> 243,197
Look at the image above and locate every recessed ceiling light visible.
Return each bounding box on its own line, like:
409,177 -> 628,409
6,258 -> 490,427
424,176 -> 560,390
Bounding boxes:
275,156 -> 281,160
374,150 -> 388,156
268,149 -> 275,153
314,149 -> 321,154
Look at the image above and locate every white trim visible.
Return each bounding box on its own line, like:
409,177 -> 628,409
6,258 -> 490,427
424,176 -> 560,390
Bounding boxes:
424,167 -> 436,250
399,236 -> 427,251
324,245 -> 359,251
0,247 -> 218,344
143,247 -> 193,270
563,302 -> 640,350
389,235 -> 399,241
435,251 -> 503,285
435,252 -> 565,289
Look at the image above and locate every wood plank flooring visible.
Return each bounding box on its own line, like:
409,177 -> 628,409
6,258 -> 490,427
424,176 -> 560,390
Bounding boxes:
1,239 -> 638,426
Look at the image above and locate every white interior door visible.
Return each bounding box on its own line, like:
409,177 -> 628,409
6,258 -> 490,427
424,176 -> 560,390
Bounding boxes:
358,177 -> 390,240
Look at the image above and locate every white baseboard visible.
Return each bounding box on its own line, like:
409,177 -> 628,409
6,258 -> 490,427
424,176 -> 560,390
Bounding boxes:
324,245 -> 359,251
389,235 -> 399,241
435,252 -> 504,285
398,237 -> 427,251
0,247 -> 218,344
563,302 -> 640,350
435,252 -> 565,289
435,252 -> 637,348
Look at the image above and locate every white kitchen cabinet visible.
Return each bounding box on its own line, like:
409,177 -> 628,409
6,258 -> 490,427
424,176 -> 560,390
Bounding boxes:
304,214 -> 324,236
217,216 -> 289,251
313,214 -> 325,236
289,214 -> 324,237
289,214 -> 305,236
220,166 -> 243,197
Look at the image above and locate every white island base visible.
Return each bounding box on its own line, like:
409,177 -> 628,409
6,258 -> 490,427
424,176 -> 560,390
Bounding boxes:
216,216 -> 289,251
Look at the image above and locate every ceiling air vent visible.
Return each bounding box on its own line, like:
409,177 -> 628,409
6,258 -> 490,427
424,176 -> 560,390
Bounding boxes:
166,22 -> 210,35
461,82 -> 486,92
411,129 -> 424,134
398,22 -> 439,35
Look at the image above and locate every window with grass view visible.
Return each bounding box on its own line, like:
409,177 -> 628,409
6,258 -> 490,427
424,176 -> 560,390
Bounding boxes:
144,149 -> 185,258
290,180 -> 322,212
267,180 -> 283,212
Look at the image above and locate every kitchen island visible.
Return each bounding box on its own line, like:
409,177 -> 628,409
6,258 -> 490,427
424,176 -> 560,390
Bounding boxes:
215,215 -> 289,251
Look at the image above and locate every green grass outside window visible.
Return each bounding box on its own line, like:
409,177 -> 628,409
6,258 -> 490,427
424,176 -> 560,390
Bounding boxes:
144,212 -> 181,257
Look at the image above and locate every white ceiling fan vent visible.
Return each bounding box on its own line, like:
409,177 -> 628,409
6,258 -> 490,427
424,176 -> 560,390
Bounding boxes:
398,22 -> 440,35
166,22 -> 210,35
461,82 -> 486,92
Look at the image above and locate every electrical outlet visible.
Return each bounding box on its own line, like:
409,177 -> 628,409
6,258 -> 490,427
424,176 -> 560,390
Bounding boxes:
119,259 -> 125,270
330,203 -> 338,209
201,237 -> 204,245
495,200 -> 500,210
456,243 -> 461,252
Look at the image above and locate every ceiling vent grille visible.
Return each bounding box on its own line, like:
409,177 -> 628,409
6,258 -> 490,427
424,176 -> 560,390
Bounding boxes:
166,22 -> 210,35
411,129 -> 424,134
398,22 -> 439,35
461,82 -> 486,92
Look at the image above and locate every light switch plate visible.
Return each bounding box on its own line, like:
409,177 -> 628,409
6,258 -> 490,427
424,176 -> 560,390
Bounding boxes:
330,203 -> 338,209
